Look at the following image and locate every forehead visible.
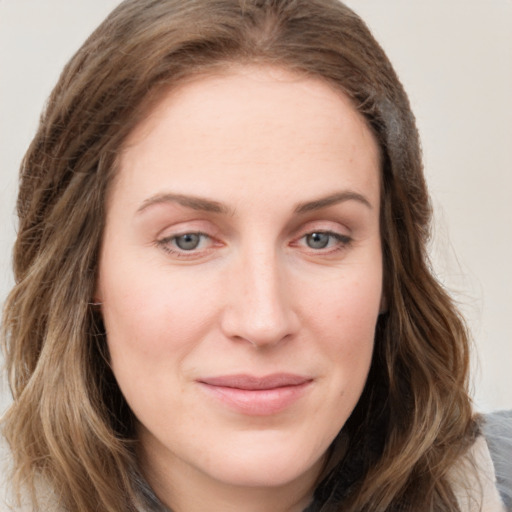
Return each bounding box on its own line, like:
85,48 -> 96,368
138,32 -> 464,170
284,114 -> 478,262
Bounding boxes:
124,65 -> 378,148
114,65 -> 381,208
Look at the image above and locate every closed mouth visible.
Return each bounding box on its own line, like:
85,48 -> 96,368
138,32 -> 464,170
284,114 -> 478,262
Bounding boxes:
197,373 -> 313,415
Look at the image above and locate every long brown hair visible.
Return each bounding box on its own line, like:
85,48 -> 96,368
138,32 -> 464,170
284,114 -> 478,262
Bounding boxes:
2,0 -> 476,510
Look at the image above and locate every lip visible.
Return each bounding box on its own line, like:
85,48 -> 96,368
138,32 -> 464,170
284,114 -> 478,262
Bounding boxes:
197,373 -> 313,416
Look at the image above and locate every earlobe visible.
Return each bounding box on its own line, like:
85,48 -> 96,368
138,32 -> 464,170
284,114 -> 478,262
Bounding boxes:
90,284 -> 103,309
89,299 -> 103,311
92,280 -> 103,308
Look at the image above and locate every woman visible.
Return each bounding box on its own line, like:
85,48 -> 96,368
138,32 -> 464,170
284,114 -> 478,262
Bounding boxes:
1,0 -> 507,510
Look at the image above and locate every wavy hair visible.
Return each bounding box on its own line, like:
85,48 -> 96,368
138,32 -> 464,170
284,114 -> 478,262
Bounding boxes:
2,0 -> 476,510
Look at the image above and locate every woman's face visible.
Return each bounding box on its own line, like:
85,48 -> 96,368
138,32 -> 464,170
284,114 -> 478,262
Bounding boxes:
97,66 -> 383,504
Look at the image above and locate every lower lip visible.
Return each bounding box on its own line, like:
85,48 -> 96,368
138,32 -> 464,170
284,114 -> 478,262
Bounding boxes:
198,381 -> 312,416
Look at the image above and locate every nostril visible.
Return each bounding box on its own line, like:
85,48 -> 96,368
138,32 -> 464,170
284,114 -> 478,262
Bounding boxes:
219,297 -> 299,348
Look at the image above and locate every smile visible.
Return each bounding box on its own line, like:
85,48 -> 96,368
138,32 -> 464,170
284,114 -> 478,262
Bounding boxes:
197,374 -> 313,416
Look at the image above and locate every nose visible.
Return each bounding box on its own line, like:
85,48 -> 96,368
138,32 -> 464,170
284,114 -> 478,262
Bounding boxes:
220,247 -> 299,348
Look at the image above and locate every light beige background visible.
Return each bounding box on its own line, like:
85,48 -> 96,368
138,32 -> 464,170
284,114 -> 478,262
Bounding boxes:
1,1 -> 511,414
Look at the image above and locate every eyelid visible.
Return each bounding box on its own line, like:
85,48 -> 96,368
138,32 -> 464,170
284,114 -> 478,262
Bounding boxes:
295,230 -> 351,247
162,231 -> 209,247
292,219 -> 351,238
289,219 -> 353,256
155,230 -> 220,259
153,220 -> 352,259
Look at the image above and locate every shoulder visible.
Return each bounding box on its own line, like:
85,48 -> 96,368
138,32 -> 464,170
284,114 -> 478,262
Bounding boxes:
482,410 -> 512,511
0,435 -> 60,512
0,436 -> 20,511
0,435 -> 163,512
450,411 -> 512,512
0,435 -> 18,511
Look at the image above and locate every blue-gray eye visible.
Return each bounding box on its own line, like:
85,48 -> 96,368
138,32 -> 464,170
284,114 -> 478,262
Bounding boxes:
306,232 -> 330,249
174,233 -> 202,250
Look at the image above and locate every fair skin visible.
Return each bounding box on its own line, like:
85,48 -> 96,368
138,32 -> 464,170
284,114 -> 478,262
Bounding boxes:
97,65 -> 383,512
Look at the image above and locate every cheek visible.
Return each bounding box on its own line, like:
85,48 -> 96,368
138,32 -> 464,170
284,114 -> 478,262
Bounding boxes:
98,263 -> 224,432
300,264 -> 381,383
99,255 -> 221,376
303,265 -> 382,336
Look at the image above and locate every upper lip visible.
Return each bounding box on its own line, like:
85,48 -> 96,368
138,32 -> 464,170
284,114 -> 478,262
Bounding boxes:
198,373 -> 312,390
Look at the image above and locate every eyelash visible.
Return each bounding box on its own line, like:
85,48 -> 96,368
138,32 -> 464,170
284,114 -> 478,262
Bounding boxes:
155,230 -> 352,258
297,231 -> 352,253
156,232 -> 213,258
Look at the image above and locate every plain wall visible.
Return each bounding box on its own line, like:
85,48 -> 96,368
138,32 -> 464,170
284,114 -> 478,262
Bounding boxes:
1,1 -> 511,414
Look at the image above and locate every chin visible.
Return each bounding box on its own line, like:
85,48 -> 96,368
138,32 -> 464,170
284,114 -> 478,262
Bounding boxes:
198,435 -> 327,489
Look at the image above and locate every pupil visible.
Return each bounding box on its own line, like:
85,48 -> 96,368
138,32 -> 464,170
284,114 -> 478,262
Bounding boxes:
176,233 -> 200,250
307,232 -> 329,249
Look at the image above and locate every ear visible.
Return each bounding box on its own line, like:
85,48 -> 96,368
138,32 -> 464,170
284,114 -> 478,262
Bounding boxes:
92,275 -> 104,304
90,284 -> 103,308
379,293 -> 388,315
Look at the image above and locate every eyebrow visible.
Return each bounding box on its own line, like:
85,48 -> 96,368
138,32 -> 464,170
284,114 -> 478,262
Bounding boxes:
136,189 -> 372,216
137,193 -> 233,215
294,191 -> 373,213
